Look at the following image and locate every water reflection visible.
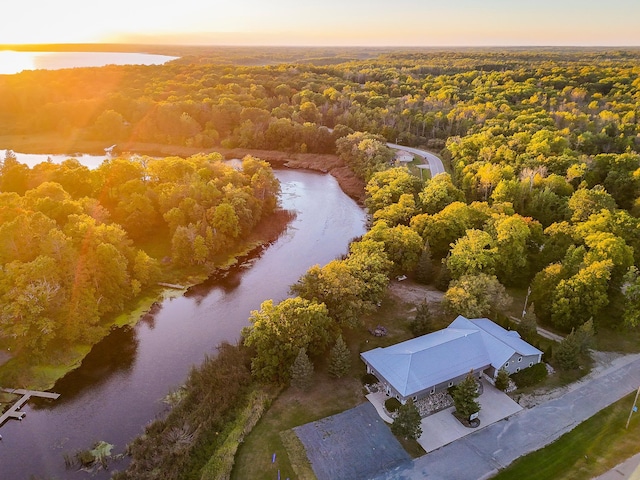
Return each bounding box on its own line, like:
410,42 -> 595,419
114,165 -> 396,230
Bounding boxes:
36,326 -> 138,407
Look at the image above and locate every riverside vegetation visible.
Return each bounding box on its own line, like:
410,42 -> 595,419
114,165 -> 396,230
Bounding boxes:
1,46 -> 640,478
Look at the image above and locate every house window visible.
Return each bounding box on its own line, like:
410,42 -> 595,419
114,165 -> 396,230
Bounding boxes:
516,367 -> 521,373
430,387 -> 435,394
529,362 -> 534,367
448,381 -> 453,387
518,357 -> 522,362
505,362 -> 509,367
413,396 -> 417,402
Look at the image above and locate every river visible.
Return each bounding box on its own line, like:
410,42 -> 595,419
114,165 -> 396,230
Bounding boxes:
0,159 -> 367,479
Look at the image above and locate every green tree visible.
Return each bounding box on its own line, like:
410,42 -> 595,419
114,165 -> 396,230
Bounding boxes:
373,193 -> 418,227
568,185 -> 617,223
551,260 -> 612,330
364,221 -> 424,275
494,367 -> 510,392
622,266 -> 640,327
391,399 -> 423,440
574,318 -> 596,353
419,173 -> 465,215
292,239 -> 391,329
242,298 -> 333,384
443,273 -> 510,318
490,214 -> 539,286
290,347 -> 314,390
328,335 -> 351,378
410,300 -> 434,336
553,332 -> 581,370
365,167 -> 421,213
451,371 -> 481,420
518,305 -> 538,344
446,229 -> 498,279
414,245 -> 433,284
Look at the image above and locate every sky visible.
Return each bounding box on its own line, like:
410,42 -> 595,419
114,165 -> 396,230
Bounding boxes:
3,0 -> 640,46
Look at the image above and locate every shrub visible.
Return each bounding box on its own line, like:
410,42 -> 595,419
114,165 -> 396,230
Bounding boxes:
362,373 -> 378,386
385,397 -> 401,413
511,362 -> 548,388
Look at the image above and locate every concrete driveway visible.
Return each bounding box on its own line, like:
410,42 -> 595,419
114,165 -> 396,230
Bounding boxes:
418,379 -> 522,452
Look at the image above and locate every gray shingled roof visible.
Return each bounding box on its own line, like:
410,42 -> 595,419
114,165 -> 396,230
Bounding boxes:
361,316 -> 542,398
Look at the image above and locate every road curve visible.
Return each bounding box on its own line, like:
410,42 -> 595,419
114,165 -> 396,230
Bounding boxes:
387,143 -> 446,176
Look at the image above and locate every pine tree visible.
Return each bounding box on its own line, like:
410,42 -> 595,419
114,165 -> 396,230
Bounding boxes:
391,399 -> 423,440
329,335 -> 351,378
451,371 -> 481,420
410,300 -> 433,336
574,318 -> 595,353
290,348 -> 314,390
518,304 -> 538,343
414,245 -> 433,284
553,329 -> 581,370
494,367 -> 510,392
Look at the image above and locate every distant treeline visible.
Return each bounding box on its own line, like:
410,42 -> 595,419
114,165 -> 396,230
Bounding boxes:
2,48 -> 639,158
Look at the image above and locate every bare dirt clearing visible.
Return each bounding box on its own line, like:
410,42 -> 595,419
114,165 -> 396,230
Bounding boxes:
386,279 -> 444,313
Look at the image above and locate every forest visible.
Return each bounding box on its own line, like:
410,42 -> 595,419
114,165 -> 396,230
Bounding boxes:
1,46 -> 640,477
0,151 -> 279,383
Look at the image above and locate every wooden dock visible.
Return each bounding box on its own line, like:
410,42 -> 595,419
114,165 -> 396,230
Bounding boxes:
0,388 -> 61,428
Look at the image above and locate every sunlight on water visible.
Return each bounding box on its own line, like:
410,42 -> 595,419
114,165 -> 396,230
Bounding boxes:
0,51 -> 177,75
0,50 -> 35,75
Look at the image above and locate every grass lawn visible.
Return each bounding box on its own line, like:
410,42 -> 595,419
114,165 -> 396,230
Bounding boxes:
232,287 -> 425,480
231,374 -> 365,480
492,391 -> 640,480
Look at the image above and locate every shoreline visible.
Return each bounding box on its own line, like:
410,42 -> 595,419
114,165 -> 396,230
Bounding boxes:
0,206 -> 298,392
0,135 -> 366,206
0,139 -> 365,391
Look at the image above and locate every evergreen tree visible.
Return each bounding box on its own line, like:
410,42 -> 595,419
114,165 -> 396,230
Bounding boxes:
518,304 -> 538,344
434,263 -> 452,292
414,245 -> 433,284
574,318 -> 595,353
494,367 -> 510,392
451,371 -> 481,420
328,335 -> 351,378
290,348 -> 314,390
553,331 -> 581,370
391,399 -> 423,440
410,300 -> 434,336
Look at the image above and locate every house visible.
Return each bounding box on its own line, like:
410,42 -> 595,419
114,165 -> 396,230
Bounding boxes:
394,150 -> 414,164
360,315 -> 542,404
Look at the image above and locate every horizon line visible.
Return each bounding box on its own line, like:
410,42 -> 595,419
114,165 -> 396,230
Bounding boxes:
2,43 -> 640,49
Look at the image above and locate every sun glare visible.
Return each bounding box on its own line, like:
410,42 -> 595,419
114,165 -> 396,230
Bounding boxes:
0,51 -> 35,75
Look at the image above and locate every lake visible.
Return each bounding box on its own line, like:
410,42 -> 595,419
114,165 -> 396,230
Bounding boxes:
0,51 -> 178,75
0,154 -> 367,479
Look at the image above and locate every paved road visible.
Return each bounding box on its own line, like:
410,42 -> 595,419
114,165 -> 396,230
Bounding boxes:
373,353 -> 640,480
594,452 -> 640,480
387,143 -> 446,176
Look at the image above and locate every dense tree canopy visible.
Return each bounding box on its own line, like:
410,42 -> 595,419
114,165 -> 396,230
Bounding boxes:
0,154 -> 279,357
